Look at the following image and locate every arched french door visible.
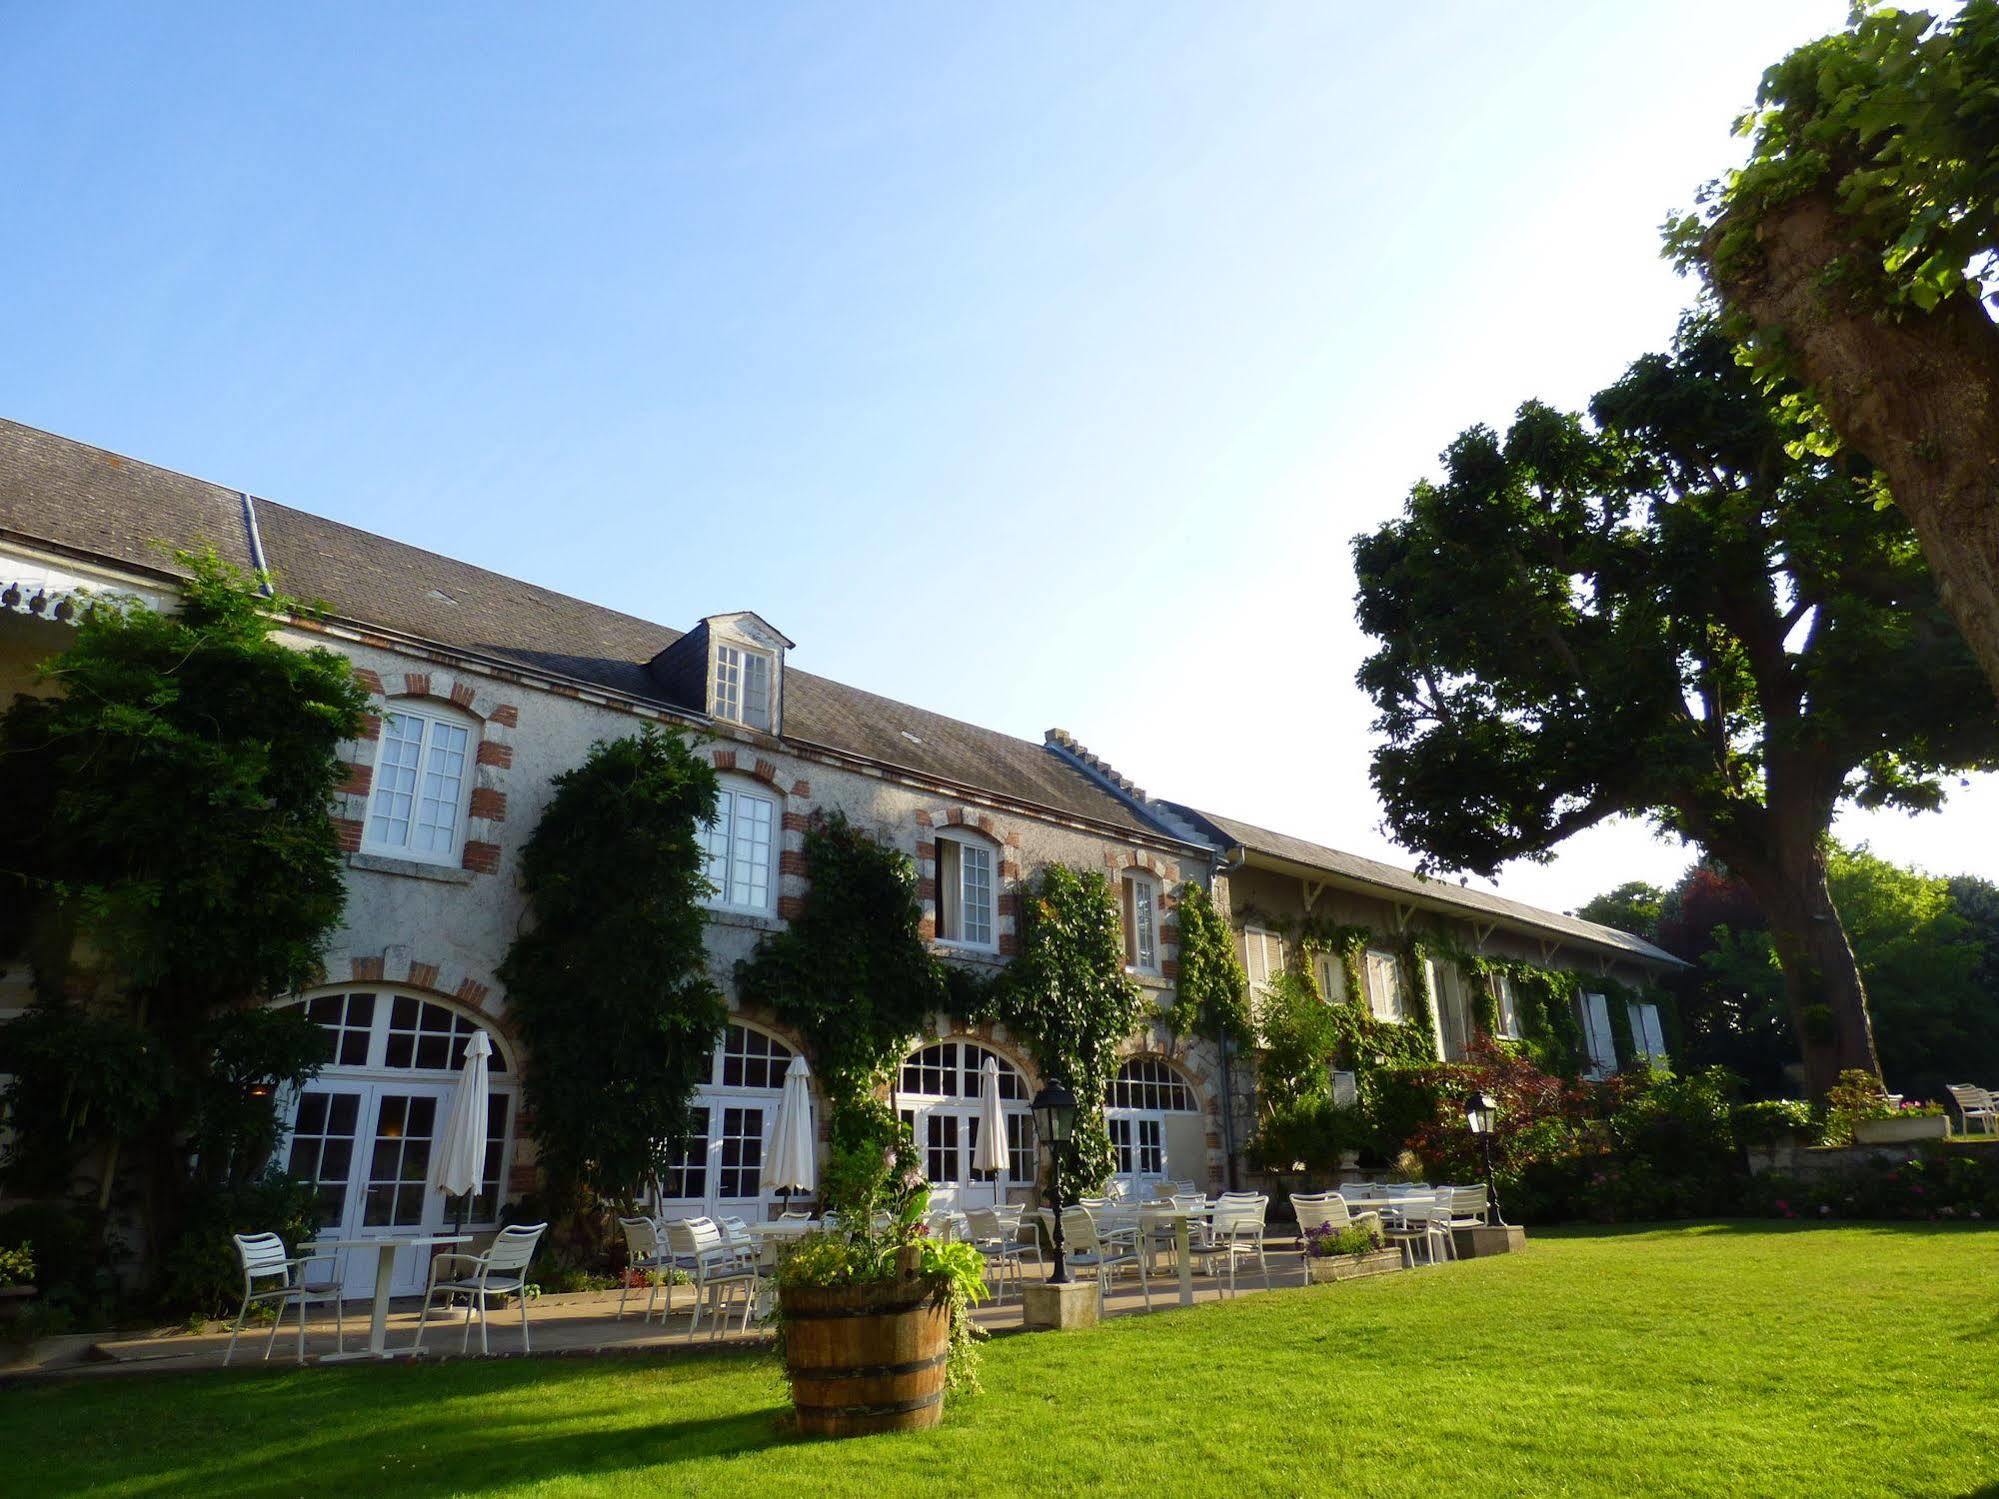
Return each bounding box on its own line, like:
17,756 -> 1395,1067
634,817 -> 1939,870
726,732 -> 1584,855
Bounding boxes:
278,989 -> 518,1299
1104,1057 -> 1201,1196
653,1022 -> 799,1222
895,1039 -> 1035,1210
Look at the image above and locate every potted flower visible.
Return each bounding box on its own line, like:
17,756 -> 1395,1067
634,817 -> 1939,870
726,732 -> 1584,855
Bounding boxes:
772,1112 -> 988,1438
0,1243 -> 37,1327
1852,1098 -> 1950,1144
1302,1220 -> 1403,1284
1828,1071 -> 1952,1145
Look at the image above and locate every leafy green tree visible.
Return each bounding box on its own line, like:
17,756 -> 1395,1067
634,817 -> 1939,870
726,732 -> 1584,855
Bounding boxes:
1651,851 -> 1997,1100
1255,970 -> 1340,1113
1673,2 -> 1999,699
1353,317 -> 1999,1096
1947,874 -> 1999,996
1574,881 -> 1667,943
498,727 -> 726,1205
0,552 -> 367,1279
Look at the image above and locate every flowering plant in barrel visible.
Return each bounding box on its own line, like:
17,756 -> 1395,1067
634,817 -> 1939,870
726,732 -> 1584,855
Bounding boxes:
771,1099 -> 988,1437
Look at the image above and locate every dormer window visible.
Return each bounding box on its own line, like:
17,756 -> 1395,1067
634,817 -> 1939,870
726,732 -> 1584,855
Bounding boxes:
712,644 -> 773,731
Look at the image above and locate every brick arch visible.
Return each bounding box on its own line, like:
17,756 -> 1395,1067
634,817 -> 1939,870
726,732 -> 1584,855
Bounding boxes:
706,746 -> 809,800
315,946 -> 516,1042
1114,1029 -> 1227,1193
903,1013 -> 1045,1095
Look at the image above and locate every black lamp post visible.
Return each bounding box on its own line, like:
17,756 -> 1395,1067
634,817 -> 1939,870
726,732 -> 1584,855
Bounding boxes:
1031,1078 -> 1078,1285
1464,1089 -> 1505,1226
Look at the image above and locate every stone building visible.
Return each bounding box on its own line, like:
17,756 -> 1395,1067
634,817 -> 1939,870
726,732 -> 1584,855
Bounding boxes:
0,418 -> 1679,1292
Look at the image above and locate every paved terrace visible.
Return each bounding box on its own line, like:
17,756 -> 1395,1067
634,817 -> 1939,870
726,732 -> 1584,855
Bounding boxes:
9,1233 -> 1359,1379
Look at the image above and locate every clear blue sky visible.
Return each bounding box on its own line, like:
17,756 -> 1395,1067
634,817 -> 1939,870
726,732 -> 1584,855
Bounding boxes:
5,1 -> 1991,912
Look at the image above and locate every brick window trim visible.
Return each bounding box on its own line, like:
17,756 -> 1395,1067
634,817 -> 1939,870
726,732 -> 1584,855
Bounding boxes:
704,748 -> 811,925
336,669 -> 520,876
915,804 -> 1023,956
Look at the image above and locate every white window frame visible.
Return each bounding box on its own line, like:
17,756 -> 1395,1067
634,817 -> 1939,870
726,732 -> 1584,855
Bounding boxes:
935,829 -> 998,951
1494,972 -> 1523,1039
700,778 -> 779,914
1243,927 -> 1285,992
1121,871 -> 1159,974
711,643 -> 774,732
362,704 -> 476,866
1425,957 -> 1470,1061
1313,950 -> 1348,1005
1364,948 -> 1407,1023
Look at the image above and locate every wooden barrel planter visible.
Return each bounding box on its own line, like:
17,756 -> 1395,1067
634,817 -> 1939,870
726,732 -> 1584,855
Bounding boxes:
780,1253 -> 952,1438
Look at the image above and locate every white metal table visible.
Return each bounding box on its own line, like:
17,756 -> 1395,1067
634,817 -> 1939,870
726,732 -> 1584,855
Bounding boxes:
314,1234 -> 470,1361
1136,1202 -> 1215,1308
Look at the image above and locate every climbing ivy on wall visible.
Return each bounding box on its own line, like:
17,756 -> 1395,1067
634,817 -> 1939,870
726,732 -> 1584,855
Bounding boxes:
500,726 -> 728,1206
1166,882 -> 1251,1048
974,865 -> 1144,1196
736,813 -> 943,1115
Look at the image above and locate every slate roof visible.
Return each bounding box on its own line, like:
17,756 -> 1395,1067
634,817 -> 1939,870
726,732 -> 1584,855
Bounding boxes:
1162,802 -> 1683,967
0,418 -> 1181,843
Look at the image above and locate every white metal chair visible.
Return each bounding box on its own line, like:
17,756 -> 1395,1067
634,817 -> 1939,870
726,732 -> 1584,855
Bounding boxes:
1202,1194 -> 1272,1296
414,1222 -> 547,1355
1947,1084 -> 1998,1135
223,1233 -> 344,1366
1291,1190 -> 1380,1238
966,1207 -> 1040,1303
1381,1193 -> 1454,1268
664,1218 -> 760,1339
617,1216 -> 673,1323
1445,1184 -> 1490,1229
1063,1207 -> 1150,1311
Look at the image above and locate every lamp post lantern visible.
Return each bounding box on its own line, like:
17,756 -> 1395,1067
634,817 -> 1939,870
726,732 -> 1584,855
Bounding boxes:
1031,1078 -> 1078,1285
1463,1088 -> 1505,1226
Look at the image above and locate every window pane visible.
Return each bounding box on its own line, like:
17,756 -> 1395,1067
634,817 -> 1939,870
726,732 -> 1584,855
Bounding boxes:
741,651 -> 771,731
712,645 -> 742,723
367,714 -> 425,849
960,843 -> 993,946
729,793 -> 774,909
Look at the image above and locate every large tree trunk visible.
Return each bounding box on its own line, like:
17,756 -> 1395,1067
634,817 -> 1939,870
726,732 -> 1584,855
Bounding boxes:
1707,186 -> 1999,703
1733,834 -> 1881,1099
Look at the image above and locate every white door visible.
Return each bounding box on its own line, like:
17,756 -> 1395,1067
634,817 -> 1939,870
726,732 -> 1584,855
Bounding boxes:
289,1080 -> 451,1298
1108,1114 -> 1165,1195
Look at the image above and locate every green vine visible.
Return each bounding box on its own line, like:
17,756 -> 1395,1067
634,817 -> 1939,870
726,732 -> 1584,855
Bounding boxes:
973,866 -> 1144,1196
1166,882 -> 1251,1047
736,813 -> 944,1117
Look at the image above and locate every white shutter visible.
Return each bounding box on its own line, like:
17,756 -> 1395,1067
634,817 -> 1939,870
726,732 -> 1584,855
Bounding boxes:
1581,993 -> 1616,1078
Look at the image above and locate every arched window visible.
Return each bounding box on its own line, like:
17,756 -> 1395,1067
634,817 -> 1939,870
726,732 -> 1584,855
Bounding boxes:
363,703 -> 477,865
658,1022 -> 797,1215
897,1038 -> 1033,1203
1107,1057 -> 1197,1112
1104,1057 -> 1199,1187
276,989 -> 516,1301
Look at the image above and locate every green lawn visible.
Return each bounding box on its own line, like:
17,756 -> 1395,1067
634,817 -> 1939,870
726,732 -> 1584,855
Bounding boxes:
5,1224 -> 1997,1498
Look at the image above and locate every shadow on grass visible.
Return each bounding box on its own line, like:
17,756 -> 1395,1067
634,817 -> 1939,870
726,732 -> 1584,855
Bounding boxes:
17,1348 -> 805,1499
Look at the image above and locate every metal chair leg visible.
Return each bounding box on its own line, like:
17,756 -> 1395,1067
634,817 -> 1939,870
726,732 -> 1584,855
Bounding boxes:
224,1297 -> 249,1367
262,1297 -> 287,1360
520,1290 -> 530,1353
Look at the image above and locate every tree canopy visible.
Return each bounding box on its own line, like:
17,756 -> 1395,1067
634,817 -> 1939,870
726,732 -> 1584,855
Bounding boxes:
1612,850 -> 1998,1103
0,552 -> 367,1283
498,726 -> 726,1204
1352,314 -> 1999,1094
1673,2 -> 1999,699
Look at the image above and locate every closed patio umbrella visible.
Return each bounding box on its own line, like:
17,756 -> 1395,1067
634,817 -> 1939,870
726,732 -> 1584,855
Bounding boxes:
761,1054 -> 816,1210
973,1055 -> 1008,1201
430,1030 -> 491,1233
